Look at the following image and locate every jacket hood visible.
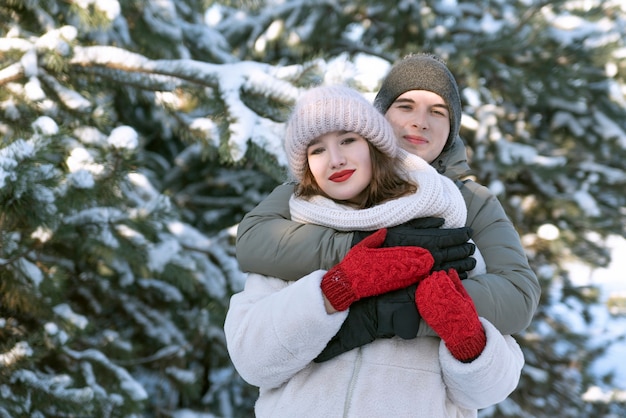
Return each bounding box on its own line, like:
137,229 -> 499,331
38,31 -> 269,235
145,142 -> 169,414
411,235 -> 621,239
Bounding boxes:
431,135 -> 472,180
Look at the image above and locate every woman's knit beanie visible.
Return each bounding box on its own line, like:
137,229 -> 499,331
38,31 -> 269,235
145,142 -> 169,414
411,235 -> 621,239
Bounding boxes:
285,85 -> 400,182
373,54 -> 461,151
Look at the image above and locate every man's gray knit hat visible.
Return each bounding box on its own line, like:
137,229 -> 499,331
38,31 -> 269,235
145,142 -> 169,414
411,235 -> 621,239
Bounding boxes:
285,85 -> 400,182
373,54 -> 462,151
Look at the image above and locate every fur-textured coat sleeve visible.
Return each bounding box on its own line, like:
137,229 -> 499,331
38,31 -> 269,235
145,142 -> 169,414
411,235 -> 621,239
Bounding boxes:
439,318 -> 524,409
224,271 -> 347,389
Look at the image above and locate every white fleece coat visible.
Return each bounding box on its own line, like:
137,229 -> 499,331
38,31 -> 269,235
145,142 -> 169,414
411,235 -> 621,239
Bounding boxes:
224,272 -> 524,417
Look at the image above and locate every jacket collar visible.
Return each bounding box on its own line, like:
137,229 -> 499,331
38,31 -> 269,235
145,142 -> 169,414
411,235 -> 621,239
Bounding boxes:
430,135 -> 472,181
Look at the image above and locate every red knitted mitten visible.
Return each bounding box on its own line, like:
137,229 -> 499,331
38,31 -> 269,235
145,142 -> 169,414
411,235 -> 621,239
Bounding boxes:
415,269 -> 486,362
321,229 -> 434,311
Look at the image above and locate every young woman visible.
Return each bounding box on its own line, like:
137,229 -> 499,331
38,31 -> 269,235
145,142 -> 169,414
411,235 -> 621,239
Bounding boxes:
224,85 -> 523,417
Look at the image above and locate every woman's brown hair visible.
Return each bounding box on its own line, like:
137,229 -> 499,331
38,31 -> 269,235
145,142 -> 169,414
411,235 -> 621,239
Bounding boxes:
295,141 -> 417,209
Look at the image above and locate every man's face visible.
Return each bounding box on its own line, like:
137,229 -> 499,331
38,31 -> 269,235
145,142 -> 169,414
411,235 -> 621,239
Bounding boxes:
384,90 -> 450,164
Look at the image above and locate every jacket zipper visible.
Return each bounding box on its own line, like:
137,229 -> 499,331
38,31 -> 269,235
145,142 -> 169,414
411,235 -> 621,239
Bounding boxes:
342,348 -> 362,418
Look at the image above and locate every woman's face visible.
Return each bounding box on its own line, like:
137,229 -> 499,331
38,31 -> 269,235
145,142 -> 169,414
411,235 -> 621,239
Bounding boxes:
306,131 -> 372,205
384,90 -> 450,164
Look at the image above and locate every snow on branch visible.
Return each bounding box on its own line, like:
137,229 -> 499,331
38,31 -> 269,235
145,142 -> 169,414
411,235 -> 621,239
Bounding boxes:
69,45 -> 306,162
63,347 -> 148,402
0,38 -> 33,53
579,161 -> 626,185
0,342 -> 33,367
0,62 -> 24,85
593,110 -> 626,145
143,0 -> 183,43
178,20 -> 235,64
118,294 -> 187,347
63,207 -> 127,226
215,0 -> 340,48
10,369 -> 94,403
40,72 -> 92,112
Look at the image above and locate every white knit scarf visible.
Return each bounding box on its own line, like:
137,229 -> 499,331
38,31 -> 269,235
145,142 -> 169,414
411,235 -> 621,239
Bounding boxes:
289,150 -> 467,231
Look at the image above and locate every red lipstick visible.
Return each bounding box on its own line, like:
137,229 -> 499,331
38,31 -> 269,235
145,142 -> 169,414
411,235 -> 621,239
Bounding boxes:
329,169 -> 355,182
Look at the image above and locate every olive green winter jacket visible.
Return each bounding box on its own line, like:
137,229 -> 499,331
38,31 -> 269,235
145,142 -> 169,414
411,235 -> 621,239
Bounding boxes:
236,136 -> 541,336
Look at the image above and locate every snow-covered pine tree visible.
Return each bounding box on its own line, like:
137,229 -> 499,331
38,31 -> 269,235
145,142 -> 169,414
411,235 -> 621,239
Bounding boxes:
0,1 -> 295,416
0,90 -> 261,415
0,119 -> 174,416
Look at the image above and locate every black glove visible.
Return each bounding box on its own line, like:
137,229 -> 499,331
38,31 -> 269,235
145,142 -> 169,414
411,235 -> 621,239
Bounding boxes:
314,284 -> 419,363
352,217 -> 477,279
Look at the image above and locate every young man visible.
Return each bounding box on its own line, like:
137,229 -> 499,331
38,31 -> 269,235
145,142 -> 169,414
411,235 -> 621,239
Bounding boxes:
235,54 -> 540,355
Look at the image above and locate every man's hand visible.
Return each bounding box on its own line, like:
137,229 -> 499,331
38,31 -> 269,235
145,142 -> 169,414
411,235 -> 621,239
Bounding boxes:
352,217 -> 477,278
315,285 -> 419,363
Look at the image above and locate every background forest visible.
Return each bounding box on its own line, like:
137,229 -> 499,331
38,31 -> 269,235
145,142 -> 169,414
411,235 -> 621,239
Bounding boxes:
1,0 -> 626,417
